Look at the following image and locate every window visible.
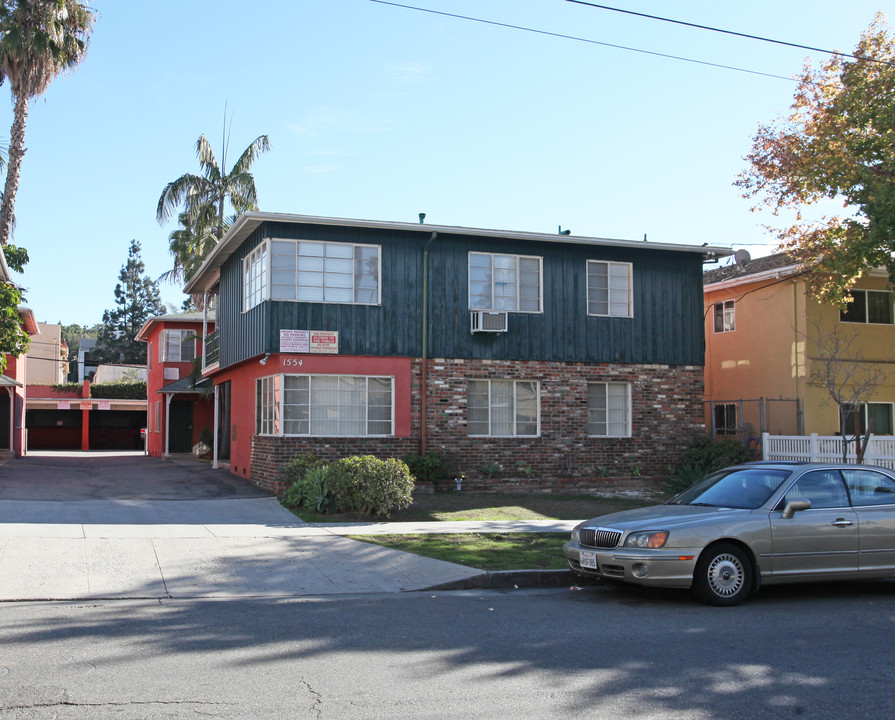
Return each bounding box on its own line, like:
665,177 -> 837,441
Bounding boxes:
587,382 -> 631,437
255,374 -> 393,436
714,403 -> 738,436
467,379 -> 539,436
153,401 -> 161,434
468,252 -> 542,312
713,300 -> 735,333
245,239 -> 380,311
840,289 -> 894,324
841,469 -> 895,506
840,402 -> 894,436
587,261 -> 632,317
244,243 -> 268,311
158,330 -> 196,363
783,470 -> 849,509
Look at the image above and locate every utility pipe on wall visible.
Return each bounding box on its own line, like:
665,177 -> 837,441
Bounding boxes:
420,230 -> 438,456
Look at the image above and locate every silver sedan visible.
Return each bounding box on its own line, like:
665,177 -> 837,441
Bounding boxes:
563,462 -> 895,605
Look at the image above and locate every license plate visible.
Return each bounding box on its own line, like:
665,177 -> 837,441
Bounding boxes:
579,550 -> 598,570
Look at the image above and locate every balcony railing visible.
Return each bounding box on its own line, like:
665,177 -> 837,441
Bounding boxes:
204,329 -> 220,368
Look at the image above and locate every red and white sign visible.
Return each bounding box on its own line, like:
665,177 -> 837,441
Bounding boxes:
279,329 -> 338,355
310,331 -> 338,354
79,401 -> 92,411
97,401 -> 111,411
57,400 -> 70,410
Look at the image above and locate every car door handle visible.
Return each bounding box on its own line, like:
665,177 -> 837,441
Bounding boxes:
832,519 -> 854,527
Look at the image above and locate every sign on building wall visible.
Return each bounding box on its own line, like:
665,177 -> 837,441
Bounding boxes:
310,331 -> 338,354
280,329 -> 339,355
57,400 -> 70,410
280,330 -> 310,353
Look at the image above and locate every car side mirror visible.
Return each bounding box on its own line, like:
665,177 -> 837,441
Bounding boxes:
782,498 -> 812,519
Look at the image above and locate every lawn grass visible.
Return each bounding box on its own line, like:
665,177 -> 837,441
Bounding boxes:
291,490 -> 664,523
346,532 -> 569,571
294,490 -> 665,570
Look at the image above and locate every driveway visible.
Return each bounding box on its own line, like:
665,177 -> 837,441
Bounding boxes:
0,451 -> 480,600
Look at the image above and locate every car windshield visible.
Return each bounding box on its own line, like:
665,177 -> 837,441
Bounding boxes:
670,467 -> 792,509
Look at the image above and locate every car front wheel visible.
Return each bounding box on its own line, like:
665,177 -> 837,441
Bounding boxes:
692,542 -> 753,606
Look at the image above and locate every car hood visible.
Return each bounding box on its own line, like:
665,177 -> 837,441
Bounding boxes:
578,504 -> 754,531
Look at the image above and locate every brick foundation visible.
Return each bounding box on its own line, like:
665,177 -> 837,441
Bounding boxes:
250,358 -> 704,494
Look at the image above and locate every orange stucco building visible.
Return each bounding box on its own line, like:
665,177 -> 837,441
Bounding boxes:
704,253 -> 895,442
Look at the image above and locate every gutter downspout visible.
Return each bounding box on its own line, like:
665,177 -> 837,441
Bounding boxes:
420,230 -> 438,455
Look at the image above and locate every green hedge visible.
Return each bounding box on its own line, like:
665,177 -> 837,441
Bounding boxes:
90,382 -> 147,400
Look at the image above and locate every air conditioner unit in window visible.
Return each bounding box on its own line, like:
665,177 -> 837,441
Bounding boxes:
470,310 -> 508,333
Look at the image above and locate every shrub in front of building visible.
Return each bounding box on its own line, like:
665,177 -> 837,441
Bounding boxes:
326,455 -> 414,518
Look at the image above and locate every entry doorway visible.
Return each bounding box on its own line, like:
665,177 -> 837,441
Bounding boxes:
168,400 -> 195,453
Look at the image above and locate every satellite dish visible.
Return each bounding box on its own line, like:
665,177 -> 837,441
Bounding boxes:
734,249 -> 751,268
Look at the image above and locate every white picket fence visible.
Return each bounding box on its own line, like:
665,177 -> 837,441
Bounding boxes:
762,433 -> 895,469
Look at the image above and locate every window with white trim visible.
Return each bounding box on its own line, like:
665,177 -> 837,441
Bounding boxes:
153,401 -> 161,434
158,329 -> 196,363
713,403 -> 738,437
244,238 -> 380,311
840,402 -> 894,436
587,261 -> 632,317
713,300 -> 735,333
467,379 -> 539,436
244,243 -> 268,311
840,289 -> 894,325
255,374 -> 393,436
587,382 -> 631,437
468,252 -> 542,312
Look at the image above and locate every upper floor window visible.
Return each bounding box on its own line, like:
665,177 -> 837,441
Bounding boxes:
159,329 -> 196,363
467,379 -> 539,436
244,243 -> 268,311
244,239 -> 380,311
587,261 -> 632,317
840,289 -> 894,325
713,300 -> 735,333
587,382 -> 631,437
469,252 -> 542,312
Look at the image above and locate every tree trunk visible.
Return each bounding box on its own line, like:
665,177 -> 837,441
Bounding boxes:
0,93 -> 31,246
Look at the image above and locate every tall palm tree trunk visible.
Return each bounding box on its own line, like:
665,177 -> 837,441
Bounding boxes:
0,93 -> 30,246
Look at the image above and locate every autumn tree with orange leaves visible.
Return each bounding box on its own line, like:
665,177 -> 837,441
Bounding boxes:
736,14 -> 895,305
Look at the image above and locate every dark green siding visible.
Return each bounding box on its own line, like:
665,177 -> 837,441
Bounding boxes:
216,221 -> 706,368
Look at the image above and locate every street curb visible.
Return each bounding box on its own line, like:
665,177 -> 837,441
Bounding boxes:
423,568 -> 600,591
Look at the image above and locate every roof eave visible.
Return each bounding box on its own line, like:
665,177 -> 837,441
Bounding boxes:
184,212 -> 733,295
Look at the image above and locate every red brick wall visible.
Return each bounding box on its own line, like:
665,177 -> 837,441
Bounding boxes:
248,358 -> 704,494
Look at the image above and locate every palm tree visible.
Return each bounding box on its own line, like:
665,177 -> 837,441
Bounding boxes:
0,1 -> 95,246
157,129 -> 270,282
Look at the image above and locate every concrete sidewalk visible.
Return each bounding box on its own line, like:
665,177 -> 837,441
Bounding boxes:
0,497 -> 578,601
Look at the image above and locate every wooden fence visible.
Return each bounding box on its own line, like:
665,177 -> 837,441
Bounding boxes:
762,433 -> 895,469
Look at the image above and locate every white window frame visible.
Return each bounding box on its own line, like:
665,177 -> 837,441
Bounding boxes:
244,242 -> 268,311
840,402 -> 895,436
713,300 -> 735,333
153,401 -> 161,434
255,374 -> 394,437
587,382 -> 631,437
158,329 -> 196,363
840,289 -> 895,325
467,379 -> 540,437
713,402 -> 738,437
244,238 -> 381,312
468,252 -> 542,313
586,260 -> 633,317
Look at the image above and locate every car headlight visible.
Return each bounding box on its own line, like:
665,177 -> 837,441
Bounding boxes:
570,525 -> 581,543
623,530 -> 669,549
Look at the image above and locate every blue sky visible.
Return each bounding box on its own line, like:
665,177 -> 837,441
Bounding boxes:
5,0 -> 890,325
